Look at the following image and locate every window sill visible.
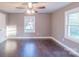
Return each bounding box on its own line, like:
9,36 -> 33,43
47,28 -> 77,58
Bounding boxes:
64,36 -> 79,44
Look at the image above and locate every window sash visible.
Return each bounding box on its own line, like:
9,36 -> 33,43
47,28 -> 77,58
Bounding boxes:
65,13 -> 79,39
24,16 -> 35,32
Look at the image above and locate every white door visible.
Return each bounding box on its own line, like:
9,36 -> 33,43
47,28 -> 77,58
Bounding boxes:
0,12 -> 6,43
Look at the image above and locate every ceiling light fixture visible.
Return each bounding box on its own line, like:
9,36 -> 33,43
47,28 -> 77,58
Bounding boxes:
26,9 -> 36,15
31,9 -> 36,14
26,9 -> 31,14
25,2 -> 37,15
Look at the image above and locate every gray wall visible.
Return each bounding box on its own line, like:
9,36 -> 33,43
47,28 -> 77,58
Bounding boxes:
7,13 -> 51,37
51,2 -> 79,53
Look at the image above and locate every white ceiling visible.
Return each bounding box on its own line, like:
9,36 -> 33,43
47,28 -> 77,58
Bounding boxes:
0,2 -> 71,13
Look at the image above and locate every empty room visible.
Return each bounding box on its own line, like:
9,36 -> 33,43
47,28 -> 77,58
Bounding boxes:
0,2 -> 79,57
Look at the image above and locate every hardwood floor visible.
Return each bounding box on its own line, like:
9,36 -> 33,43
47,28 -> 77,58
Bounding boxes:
0,39 -> 75,57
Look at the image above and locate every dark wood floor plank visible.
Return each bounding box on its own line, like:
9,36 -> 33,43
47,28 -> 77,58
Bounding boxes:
0,39 -> 75,57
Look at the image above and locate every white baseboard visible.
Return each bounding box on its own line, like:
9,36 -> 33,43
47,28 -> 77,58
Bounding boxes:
7,37 -> 52,39
51,37 -> 79,57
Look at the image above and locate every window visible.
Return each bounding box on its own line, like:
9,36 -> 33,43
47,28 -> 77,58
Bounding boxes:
6,25 -> 16,37
24,16 -> 35,32
65,7 -> 79,41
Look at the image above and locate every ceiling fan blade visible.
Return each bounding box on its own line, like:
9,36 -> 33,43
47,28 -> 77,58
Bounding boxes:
37,6 -> 45,9
16,7 -> 25,9
33,6 -> 45,10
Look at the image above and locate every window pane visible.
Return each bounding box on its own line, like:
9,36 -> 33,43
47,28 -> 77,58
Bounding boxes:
69,25 -> 79,37
68,12 -> 79,25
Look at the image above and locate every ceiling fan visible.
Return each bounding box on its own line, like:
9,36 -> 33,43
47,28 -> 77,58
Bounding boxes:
16,2 -> 46,15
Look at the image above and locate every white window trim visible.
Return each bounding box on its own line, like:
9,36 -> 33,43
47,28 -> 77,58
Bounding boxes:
64,7 -> 79,43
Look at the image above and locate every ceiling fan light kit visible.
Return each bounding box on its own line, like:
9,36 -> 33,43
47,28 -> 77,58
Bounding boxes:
25,2 -> 37,15
25,9 -> 36,15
